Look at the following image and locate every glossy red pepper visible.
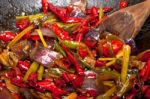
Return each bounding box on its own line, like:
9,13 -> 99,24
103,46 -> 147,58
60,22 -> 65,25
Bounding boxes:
37,80 -> 67,96
101,42 -> 110,57
95,60 -> 105,67
42,0 -> 48,14
78,48 -> 88,58
67,74 -> 84,88
142,85 -> 150,98
75,26 -> 89,42
11,67 -> 27,87
23,30 -> 31,39
50,24 -> 71,40
103,7 -> 113,12
111,40 -> 123,54
119,1 -> 128,9
62,72 -> 70,83
54,79 -> 66,88
0,31 -> 16,42
84,37 -> 97,48
71,75 -> 84,88
17,60 -> 30,71
64,17 -> 82,23
86,7 -> 113,14
91,6 -> 98,16
16,18 -> 30,30
140,59 -> 150,81
31,35 -> 40,41
61,45 -> 84,75
48,3 -> 67,21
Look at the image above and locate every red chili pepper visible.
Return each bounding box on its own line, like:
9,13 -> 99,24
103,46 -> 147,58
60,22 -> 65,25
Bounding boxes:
78,48 -> 88,58
18,60 -> 30,71
54,79 -> 66,88
11,93 -> 21,99
84,38 -> 97,48
91,6 -> 98,16
68,74 -> 84,88
95,60 -> 105,67
64,17 -> 82,23
142,85 -> 150,98
103,7 -> 113,12
62,72 -> 70,83
62,58 -> 71,69
48,3 -> 67,21
102,42 -> 110,57
31,35 -> 40,41
50,24 -> 71,40
119,1 -> 128,9
111,40 -> 123,54
86,89 -> 97,97
140,59 -> 150,81
71,75 -> 84,88
77,95 -> 88,99
37,80 -> 67,96
61,45 -> 84,75
23,30 -> 31,39
75,26 -> 89,42
42,0 -> 49,14
16,18 -> 30,30
0,31 -> 16,42
11,67 -> 27,87
86,7 -> 113,14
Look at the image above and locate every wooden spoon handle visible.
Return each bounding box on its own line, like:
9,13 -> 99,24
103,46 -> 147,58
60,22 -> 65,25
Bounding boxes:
123,1 -> 150,38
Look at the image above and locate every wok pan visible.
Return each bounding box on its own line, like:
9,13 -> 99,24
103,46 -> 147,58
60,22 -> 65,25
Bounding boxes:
0,0 -> 149,52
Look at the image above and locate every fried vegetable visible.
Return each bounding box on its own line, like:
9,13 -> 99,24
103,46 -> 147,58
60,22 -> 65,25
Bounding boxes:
23,61 -> 39,81
121,45 -> 131,83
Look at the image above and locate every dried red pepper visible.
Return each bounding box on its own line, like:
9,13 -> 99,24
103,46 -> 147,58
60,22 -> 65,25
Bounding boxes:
17,60 -> 30,71
0,31 -> 16,42
50,24 -> 71,40
86,7 -> 113,14
119,1 -> 128,9
16,18 -> 30,30
42,0 -> 49,14
48,3 -> 67,22
61,45 -> 84,75
37,80 -> 67,96
111,40 -> 123,54
140,59 -> 150,81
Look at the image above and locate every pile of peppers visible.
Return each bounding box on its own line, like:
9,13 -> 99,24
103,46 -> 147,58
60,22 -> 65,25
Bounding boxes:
0,0 -> 150,99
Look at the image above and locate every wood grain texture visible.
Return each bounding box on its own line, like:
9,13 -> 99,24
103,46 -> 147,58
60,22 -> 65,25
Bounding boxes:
100,1 -> 150,40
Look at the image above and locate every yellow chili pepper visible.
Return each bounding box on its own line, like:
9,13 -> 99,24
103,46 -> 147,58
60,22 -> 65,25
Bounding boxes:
36,29 -> 48,48
23,61 -> 39,81
99,8 -> 104,19
7,25 -> 34,50
121,45 -> 131,83
37,65 -> 44,80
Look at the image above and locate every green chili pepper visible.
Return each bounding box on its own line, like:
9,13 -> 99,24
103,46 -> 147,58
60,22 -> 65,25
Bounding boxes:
60,40 -> 80,49
37,65 -> 44,80
16,13 -> 45,22
23,61 -> 39,81
54,40 -> 66,57
121,45 -> 131,83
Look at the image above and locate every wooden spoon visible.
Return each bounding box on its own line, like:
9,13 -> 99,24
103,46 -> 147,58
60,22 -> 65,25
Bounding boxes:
99,0 -> 150,40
